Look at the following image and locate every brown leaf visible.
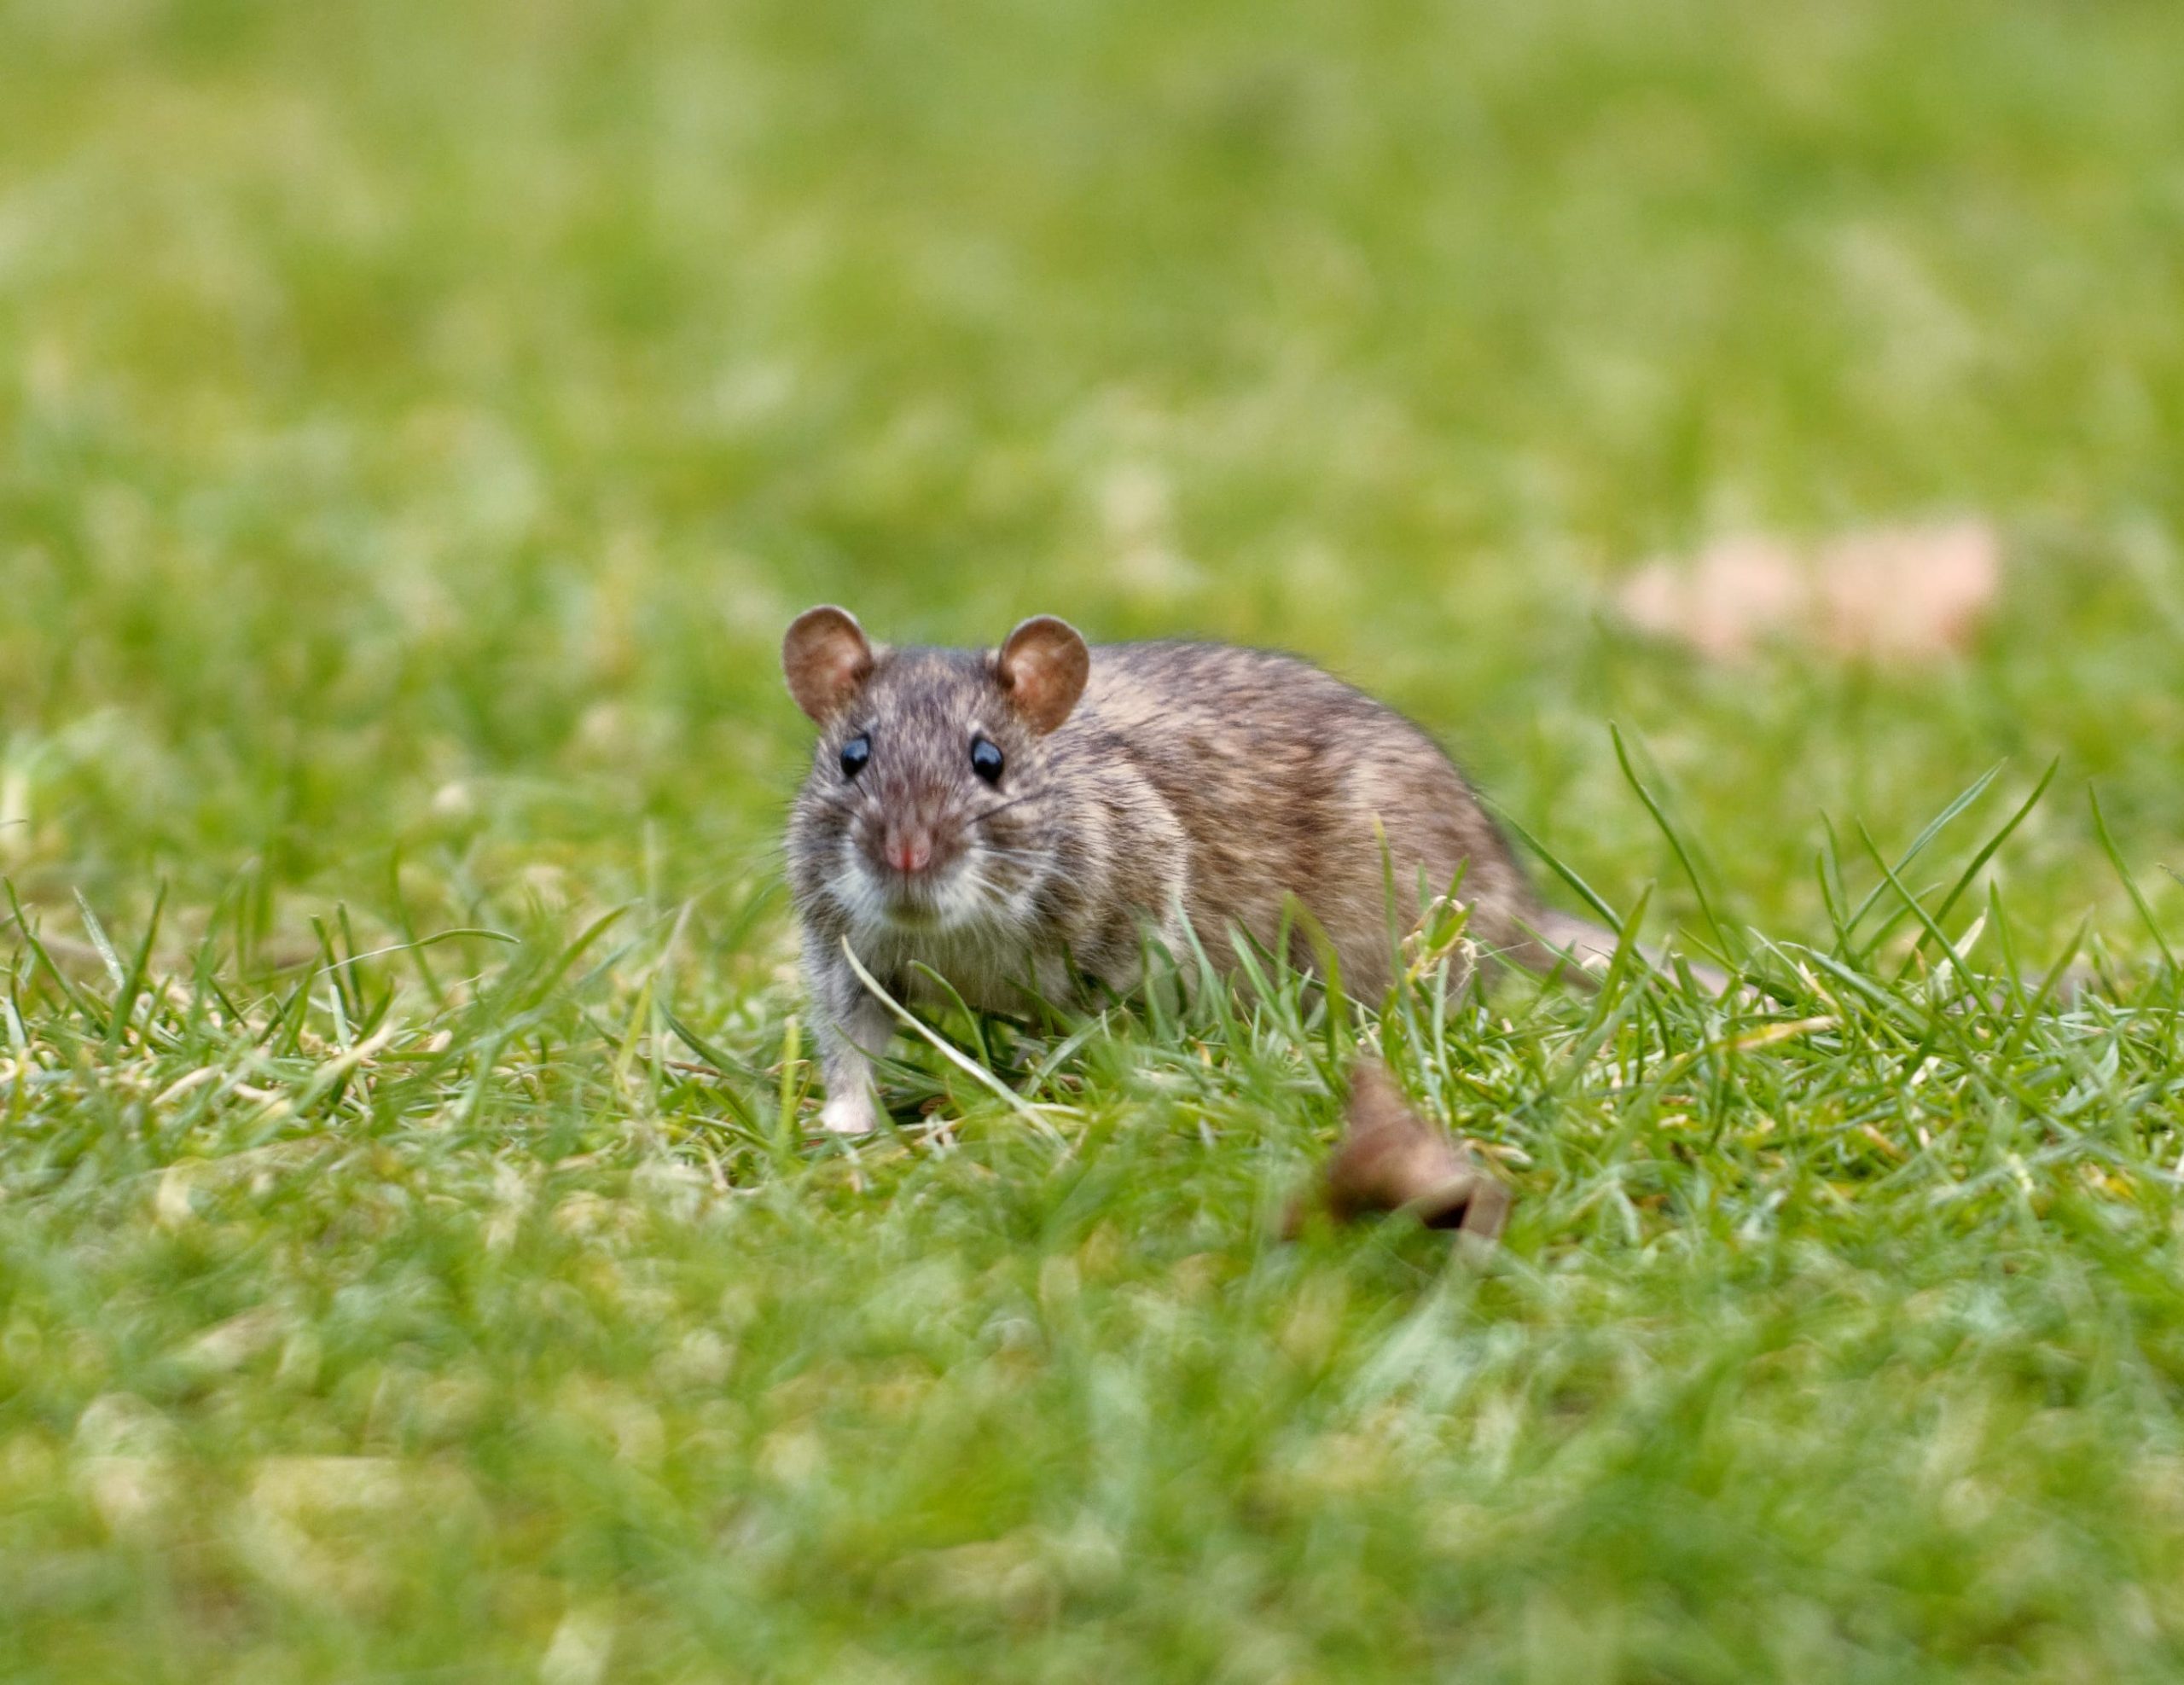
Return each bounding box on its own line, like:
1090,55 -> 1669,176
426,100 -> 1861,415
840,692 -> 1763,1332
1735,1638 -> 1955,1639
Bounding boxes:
1617,520 -> 2000,665
1286,1060 -> 1509,1245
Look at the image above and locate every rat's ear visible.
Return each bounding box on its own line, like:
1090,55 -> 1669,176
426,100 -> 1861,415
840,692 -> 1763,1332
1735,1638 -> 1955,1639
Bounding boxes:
782,606 -> 875,723
996,615 -> 1089,734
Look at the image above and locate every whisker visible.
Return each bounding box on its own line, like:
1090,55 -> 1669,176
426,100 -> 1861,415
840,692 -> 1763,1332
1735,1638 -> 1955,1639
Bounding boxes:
812,786 -> 883,824
967,793 -> 1042,827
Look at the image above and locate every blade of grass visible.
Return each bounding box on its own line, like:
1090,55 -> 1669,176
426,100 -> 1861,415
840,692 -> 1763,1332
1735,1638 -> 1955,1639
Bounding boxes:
1481,797 -> 1623,928
1844,761 -> 2004,958
7,884 -> 103,1028
1609,723 -> 1728,956
1858,821 -> 1978,991
107,882 -> 166,1054
838,938 -> 1072,1145
73,892 -> 129,991
2089,784 -> 2177,969
1899,758 -> 2059,977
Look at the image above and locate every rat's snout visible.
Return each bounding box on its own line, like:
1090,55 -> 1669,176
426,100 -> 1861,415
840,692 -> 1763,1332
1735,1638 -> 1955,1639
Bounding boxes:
851,789 -> 968,912
862,809 -> 953,883
884,826 -> 933,876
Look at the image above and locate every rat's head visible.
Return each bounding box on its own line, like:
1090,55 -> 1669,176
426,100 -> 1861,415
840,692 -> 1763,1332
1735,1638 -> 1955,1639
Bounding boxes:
783,606 -> 1089,933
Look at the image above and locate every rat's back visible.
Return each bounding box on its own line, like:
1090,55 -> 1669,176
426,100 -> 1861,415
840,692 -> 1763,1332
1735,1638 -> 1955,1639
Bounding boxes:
1065,642 -> 1534,996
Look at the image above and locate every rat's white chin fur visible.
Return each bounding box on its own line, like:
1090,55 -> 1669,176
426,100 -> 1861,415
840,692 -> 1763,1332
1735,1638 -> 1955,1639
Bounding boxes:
832,854 -> 1003,938
873,897 -> 957,933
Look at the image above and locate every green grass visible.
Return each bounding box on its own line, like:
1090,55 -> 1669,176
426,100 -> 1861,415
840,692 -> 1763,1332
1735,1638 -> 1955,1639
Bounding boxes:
4,0 -> 2184,1677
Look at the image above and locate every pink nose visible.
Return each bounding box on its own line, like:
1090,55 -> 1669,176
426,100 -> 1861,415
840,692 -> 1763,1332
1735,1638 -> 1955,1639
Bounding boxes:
887,832 -> 932,874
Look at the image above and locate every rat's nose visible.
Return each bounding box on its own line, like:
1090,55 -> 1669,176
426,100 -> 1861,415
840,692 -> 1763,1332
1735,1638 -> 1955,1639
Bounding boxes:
886,829 -> 932,875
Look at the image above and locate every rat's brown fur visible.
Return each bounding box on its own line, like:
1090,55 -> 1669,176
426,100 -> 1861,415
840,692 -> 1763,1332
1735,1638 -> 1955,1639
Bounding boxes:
783,607 -> 1641,1135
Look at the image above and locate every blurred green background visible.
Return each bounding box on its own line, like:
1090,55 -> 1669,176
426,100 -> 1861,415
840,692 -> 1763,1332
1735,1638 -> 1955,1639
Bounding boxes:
4,0 -> 2180,941
6,1 -> 2184,1679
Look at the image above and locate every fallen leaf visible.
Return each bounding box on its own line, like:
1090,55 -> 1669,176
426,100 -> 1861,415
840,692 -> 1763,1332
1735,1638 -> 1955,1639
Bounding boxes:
1285,1060 -> 1509,1244
1618,520 -> 2000,664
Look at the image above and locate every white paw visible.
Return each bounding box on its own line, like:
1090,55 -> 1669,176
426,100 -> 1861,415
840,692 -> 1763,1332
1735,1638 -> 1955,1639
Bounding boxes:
817,1089 -> 883,1136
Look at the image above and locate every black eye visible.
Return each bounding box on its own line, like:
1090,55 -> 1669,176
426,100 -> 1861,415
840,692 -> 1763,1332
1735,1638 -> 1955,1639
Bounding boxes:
969,735 -> 1004,785
839,733 -> 871,779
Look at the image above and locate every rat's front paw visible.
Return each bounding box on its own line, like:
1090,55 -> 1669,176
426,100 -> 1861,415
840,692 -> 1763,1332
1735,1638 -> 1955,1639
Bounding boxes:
817,1089 -> 882,1136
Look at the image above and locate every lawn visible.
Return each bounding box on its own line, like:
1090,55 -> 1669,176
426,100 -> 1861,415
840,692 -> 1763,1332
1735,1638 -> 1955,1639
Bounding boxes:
4,0 -> 2184,1677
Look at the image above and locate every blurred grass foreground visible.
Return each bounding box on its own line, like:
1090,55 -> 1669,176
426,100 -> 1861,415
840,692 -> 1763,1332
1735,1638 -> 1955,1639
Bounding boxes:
4,0 -> 2184,1679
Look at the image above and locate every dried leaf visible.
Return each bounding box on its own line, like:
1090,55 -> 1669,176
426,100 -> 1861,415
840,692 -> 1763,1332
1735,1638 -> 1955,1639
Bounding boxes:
1286,1060 -> 1509,1245
1618,520 -> 2000,664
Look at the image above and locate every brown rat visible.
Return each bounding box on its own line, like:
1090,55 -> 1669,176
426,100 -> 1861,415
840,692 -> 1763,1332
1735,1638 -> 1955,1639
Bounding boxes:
781,606 -> 1676,1135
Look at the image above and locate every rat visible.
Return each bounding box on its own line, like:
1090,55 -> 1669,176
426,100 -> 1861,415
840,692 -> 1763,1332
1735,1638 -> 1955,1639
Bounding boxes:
781,606 -> 1687,1135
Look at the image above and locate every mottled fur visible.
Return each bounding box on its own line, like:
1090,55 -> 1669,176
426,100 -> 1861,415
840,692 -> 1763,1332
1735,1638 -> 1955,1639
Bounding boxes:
783,608 -> 1611,1135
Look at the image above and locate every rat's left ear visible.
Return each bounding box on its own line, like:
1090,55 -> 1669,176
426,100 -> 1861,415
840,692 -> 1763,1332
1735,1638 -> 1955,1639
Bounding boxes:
996,615 -> 1089,734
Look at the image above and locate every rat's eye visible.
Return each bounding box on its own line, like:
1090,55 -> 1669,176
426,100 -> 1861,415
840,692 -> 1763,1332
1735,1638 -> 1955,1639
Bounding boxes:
969,735 -> 1004,785
839,733 -> 871,779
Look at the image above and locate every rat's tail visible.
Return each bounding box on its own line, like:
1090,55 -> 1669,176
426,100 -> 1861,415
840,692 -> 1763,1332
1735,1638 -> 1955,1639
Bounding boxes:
1507,907 -> 1733,996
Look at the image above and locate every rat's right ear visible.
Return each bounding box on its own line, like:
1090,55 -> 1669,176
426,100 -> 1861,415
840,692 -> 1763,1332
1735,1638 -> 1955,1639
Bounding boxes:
782,606 -> 875,723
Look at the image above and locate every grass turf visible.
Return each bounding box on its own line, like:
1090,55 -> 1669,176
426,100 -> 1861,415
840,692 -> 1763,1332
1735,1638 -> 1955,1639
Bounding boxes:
4,0 -> 2184,1677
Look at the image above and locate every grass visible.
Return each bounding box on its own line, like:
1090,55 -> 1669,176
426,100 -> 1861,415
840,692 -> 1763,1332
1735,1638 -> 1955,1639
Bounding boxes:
3,0 -> 2184,1676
